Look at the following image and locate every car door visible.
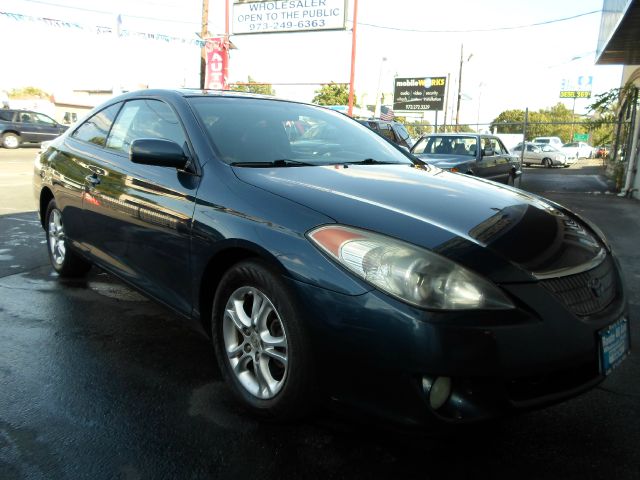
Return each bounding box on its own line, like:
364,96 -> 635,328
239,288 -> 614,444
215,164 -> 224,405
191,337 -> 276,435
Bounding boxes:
32,112 -> 66,141
52,102 -> 123,249
489,137 -> 512,181
83,98 -> 200,315
475,137 -> 499,180
14,111 -> 40,142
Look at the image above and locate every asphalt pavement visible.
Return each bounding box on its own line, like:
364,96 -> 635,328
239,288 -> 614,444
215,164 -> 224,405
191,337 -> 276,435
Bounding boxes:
1,149 -> 639,479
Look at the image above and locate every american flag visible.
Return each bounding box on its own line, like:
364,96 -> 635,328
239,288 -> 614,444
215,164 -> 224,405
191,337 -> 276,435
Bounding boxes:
380,105 -> 395,121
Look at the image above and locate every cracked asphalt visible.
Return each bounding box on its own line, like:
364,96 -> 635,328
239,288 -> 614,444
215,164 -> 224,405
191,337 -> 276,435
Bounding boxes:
1,150 -> 639,479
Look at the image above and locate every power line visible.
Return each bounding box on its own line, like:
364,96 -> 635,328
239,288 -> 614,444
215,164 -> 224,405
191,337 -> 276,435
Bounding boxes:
15,0 -> 199,25
347,10 -> 599,33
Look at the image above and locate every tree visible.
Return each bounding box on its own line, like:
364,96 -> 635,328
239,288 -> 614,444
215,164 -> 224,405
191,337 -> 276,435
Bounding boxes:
312,83 -> 352,106
8,87 -> 50,99
490,109 -> 526,134
231,76 -> 275,96
584,84 -> 635,148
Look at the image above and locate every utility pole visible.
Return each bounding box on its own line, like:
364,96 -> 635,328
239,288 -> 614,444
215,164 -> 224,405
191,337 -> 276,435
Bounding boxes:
200,0 -> 209,89
443,72 -> 450,132
455,44 -> 463,131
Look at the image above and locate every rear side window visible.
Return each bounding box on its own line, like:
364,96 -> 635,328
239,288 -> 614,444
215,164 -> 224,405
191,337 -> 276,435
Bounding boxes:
0,111 -> 13,122
378,123 -> 396,142
106,99 -> 186,154
72,103 -> 121,146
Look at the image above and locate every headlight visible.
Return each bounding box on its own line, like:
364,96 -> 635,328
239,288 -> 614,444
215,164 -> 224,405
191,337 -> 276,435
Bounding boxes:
308,225 -> 514,310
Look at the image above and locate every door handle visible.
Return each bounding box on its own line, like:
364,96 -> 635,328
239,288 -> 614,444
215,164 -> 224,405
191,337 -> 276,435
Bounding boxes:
85,174 -> 101,186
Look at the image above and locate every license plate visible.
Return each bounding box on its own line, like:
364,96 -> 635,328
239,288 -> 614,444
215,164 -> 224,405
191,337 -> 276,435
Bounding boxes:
599,317 -> 630,376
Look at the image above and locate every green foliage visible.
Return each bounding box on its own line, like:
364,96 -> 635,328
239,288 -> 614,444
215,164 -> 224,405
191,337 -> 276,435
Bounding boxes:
583,84 -> 636,148
395,117 -> 432,137
490,103 -> 585,143
312,83 -> 352,106
490,109 -> 525,134
231,76 -> 275,96
8,87 -> 50,99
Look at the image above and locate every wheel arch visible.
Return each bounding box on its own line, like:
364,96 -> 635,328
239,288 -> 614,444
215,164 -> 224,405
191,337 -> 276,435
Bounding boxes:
39,187 -> 54,229
197,242 -> 288,337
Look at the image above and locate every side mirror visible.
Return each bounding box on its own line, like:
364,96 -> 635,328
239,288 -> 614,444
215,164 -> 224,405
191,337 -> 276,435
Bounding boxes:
482,147 -> 494,157
130,138 -> 189,169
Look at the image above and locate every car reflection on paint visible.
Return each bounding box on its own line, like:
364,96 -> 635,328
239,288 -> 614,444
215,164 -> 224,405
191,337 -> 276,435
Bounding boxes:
33,89 -> 630,427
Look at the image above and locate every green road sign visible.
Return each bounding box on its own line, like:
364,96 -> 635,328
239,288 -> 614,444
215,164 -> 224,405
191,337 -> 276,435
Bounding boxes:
573,133 -> 589,142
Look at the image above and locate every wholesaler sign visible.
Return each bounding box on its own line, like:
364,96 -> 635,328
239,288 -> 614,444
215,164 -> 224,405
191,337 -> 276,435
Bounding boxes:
232,0 -> 347,34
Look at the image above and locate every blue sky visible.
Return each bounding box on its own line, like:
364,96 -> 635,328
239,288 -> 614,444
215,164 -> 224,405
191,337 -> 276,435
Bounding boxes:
0,0 -> 623,125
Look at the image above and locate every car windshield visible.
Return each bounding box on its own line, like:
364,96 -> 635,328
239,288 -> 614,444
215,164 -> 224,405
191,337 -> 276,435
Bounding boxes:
187,97 -> 414,166
412,136 -> 477,156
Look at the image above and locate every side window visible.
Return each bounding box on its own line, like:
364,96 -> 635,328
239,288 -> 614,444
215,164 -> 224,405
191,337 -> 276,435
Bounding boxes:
0,111 -> 13,122
394,124 -> 410,142
35,113 -> 56,125
493,139 -> 506,155
377,123 -> 395,142
18,112 -> 35,123
72,103 -> 121,146
106,99 -> 186,154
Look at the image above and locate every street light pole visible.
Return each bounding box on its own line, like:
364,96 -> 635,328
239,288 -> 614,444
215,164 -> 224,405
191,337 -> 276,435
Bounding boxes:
476,81 -> 484,132
374,57 -> 387,118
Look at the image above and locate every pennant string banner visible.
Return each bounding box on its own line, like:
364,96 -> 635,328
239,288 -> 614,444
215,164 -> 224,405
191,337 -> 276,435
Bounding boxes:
0,11 -> 207,47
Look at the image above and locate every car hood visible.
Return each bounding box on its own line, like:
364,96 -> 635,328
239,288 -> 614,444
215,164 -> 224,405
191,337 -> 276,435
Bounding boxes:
233,164 -> 605,283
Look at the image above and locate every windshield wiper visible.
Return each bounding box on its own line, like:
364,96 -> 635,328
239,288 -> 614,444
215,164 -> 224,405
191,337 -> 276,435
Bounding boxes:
343,158 -> 403,165
230,159 -> 314,168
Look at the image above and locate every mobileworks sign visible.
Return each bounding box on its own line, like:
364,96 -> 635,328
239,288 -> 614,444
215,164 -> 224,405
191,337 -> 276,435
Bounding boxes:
393,77 -> 447,112
233,0 -> 347,34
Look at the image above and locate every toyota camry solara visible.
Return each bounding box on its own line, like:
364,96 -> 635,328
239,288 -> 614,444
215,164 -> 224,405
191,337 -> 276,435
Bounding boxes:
33,89 -> 630,426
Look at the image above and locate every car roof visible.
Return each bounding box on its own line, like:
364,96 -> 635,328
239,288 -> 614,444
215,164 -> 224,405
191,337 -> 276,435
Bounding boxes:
113,88 -> 318,109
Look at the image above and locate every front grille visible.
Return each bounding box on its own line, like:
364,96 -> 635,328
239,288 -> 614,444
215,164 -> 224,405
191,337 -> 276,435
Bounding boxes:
541,256 -> 617,316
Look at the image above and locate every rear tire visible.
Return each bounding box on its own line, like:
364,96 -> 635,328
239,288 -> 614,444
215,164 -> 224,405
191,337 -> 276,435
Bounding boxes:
211,259 -> 314,420
45,200 -> 92,277
543,158 -> 552,168
1,132 -> 20,149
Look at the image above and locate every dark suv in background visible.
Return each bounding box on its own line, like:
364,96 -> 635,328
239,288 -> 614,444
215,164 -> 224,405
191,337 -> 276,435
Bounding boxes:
0,109 -> 68,149
357,119 -> 414,149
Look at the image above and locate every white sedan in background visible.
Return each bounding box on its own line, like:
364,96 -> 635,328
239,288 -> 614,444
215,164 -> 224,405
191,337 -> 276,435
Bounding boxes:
512,142 -> 576,168
562,141 -> 594,159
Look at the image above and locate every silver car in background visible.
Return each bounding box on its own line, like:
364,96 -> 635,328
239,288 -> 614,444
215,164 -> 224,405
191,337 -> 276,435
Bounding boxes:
512,142 -> 575,168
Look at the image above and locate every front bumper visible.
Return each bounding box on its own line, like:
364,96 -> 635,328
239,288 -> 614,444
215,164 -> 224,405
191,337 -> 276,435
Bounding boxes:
290,257 -> 629,426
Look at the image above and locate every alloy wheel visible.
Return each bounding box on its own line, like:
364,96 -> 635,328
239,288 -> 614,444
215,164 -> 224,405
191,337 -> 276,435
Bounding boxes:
222,286 -> 288,399
48,209 -> 66,265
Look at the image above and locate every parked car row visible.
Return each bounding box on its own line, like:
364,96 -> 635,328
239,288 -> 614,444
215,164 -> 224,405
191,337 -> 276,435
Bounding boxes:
33,89 -> 629,427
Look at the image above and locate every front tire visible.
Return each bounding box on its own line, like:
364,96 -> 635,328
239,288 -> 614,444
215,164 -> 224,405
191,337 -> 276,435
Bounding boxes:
543,158 -> 552,168
507,172 -> 521,188
2,132 -> 20,149
45,200 -> 92,277
211,259 -> 314,420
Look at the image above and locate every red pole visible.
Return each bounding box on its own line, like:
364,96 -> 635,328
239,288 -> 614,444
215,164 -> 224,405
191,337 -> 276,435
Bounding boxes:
224,0 -> 230,90
347,0 -> 358,117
